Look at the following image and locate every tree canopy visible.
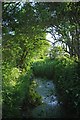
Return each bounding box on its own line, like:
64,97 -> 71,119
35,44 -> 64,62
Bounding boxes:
2,2 -> 80,118
3,2 -> 80,68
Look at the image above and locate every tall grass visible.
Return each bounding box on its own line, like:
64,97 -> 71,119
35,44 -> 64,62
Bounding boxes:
32,59 -> 55,79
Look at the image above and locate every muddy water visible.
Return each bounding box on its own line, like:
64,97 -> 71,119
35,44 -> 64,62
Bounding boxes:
32,78 -> 66,118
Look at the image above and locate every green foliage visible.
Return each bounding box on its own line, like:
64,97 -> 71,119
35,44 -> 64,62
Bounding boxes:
49,46 -> 68,59
2,64 -> 31,118
54,58 -> 80,116
29,80 -> 42,106
2,2 -> 80,118
32,57 -> 80,117
32,59 -> 55,79
2,3 -> 50,118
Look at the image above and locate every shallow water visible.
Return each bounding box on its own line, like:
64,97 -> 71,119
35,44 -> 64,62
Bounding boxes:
32,78 -> 66,118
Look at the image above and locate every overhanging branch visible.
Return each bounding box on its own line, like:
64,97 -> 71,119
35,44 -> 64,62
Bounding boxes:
36,38 -> 62,46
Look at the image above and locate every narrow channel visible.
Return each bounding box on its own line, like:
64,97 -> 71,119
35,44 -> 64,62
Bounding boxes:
31,78 -> 66,118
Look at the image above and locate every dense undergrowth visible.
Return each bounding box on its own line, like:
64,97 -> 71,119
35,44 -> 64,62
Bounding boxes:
2,56 -> 80,118
2,2 -> 80,119
32,56 -> 80,118
2,63 -> 32,118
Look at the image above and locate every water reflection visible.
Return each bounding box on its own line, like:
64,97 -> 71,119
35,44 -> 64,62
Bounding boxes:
42,95 -> 58,105
32,78 -> 65,118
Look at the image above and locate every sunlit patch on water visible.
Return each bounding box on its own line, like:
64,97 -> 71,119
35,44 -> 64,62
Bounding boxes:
48,100 -> 58,106
42,95 -> 58,106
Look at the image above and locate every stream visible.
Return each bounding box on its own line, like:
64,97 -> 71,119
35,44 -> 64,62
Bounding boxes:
31,78 -> 66,118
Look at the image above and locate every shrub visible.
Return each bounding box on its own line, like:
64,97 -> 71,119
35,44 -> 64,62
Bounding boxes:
2,64 -> 32,118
